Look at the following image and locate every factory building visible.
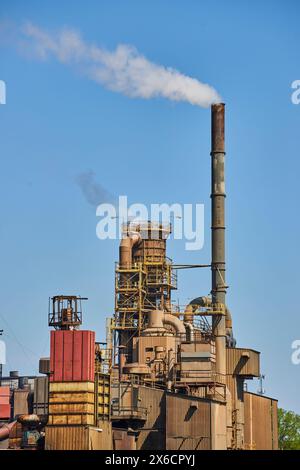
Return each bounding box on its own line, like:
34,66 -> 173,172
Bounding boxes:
0,104 -> 278,450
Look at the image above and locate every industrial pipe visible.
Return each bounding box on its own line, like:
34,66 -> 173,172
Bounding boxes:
0,421 -> 16,441
143,310 -> 186,336
211,103 -> 227,383
119,231 -> 141,268
185,296 -> 235,345
184,322 -> 195,342
118,230 -> 142,375
163,313 -> 186,335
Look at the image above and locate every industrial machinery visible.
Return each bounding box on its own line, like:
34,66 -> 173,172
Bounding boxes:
107,104 -> 278,450
33,104 -> 278,450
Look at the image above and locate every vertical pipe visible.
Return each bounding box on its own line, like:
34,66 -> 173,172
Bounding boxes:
211,103 -> 227,384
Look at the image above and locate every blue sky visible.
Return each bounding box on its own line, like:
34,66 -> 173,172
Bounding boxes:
1,0 -> 300,412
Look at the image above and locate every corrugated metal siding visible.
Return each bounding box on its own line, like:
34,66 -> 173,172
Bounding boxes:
8,422 -> 22,449
48,381 -> 95,426
166,394 -> 211,450
45,426 -> 89,450
0,386 -> 10,418
0,386 -> 10,399
136,387 -> 165,450
244,392 -> 278,450
226,348 -> 260,377
33,377 -> 48,416
45,424 -> 112,450
210,402 -> 227,449
96,374 -> 110,418
0,404 -> 10,419
50,330 -> 95,382
13,390 -> 32,417
50,381 -> 94,392
113,429 -> 136,450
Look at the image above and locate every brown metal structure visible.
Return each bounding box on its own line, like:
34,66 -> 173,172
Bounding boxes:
48,295 -> 87,330
107,103 -> 278,450
40,103 -> 278,451
244,392 -> 278,450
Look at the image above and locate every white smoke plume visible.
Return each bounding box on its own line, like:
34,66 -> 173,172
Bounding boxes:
21,23 -> 221,107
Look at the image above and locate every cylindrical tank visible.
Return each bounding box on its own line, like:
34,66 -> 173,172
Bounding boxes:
18,376 -> 29,389
10,371 -> 19,378
131,222 -> 170,264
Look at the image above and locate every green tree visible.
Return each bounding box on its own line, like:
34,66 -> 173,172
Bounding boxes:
278,408 -> 300,450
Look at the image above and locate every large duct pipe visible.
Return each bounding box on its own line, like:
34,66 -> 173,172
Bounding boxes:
185,296 -> 235,345
118,231 -> 141,374
0,421 -> 16,441
119,231 -> 141,268
211,103 -> 227,383
143,310 -> 186,336
163,313 -> 186,335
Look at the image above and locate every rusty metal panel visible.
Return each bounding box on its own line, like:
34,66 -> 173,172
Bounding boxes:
8,422 -> 22,449
136,386 -> 165,450
0,386 -> 10,401
137,335 -> 176,366
96,374 -> 110,419
48,381 -> 95,426
45,424 -> 112,450
226,348 -> 260,377
50,381 -> 94,393
33,376 -> 48,416
45,426 -> 87,450
226,374 -> 237,399
0,404 -> 10,419
39,358 -> 50,375
113,429 -> 136,450
50,330 -> 95,382
166,393 -> 211,450
244,392 -> 278,450
13,390 -> 32,417
47,413 -> 94,426
210,402 -> 227,449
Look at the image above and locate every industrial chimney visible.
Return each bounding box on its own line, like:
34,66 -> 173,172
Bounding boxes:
211,103 -> 227,384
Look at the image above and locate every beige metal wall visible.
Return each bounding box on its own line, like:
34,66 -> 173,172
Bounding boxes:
13,390 -> 32,417
244,392 -> 278,450
33,376 -> 48,416
210,402 -> 227,449
114,386 -> 214,450
136,387 -> 165,450
226,348 -> 260,377
166,394 -> 211,450
48,381 -> 95,426
45,422 -> 112,450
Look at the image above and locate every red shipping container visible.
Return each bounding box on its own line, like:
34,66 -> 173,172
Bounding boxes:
50,330 -> 95,382
0,403 -> 11,419
0,386 -> 10,397
0,387 -> 10,405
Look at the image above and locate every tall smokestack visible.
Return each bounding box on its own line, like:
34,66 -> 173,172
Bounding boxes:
211,103 -> 227,384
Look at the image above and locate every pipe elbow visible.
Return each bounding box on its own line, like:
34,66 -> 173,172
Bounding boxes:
189,296 -> 212,308
0,421 -> 16,441
163,313 -> 185,335
119,232 -> 141,267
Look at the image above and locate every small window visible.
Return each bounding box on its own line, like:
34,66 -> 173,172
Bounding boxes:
145,347 -> 154,352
